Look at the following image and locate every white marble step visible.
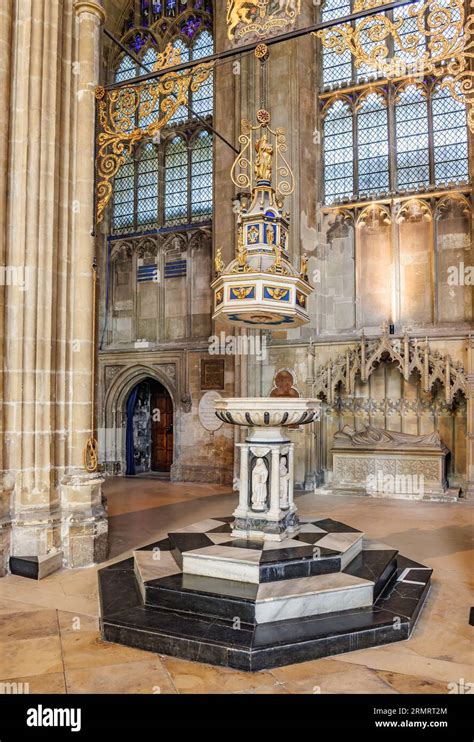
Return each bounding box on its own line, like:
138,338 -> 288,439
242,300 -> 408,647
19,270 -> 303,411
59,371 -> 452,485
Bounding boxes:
254,571 -> 373,623
135,546 -> 374,623
183,545 -> 262,583
182,532 -> 363,584
133,550 -> 181,601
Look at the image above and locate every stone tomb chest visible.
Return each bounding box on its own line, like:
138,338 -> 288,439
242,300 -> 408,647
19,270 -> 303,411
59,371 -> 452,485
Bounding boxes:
331,425 -> 449,499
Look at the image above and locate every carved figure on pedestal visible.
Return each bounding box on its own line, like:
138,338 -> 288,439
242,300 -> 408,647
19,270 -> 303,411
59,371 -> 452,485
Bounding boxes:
251,457 -> 268,511
255,134 -> 273,182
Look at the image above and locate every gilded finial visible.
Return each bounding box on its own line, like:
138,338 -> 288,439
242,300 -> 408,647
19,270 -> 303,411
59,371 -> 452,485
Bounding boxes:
300,253 -> 309,281
234,226 -> 250,272
215,247 -> 224,277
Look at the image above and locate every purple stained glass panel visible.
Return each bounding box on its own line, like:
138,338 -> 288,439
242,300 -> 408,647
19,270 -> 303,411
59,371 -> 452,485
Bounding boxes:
181,16 -> 201,38
138,0 -> 212,29
129,33 -> 147,54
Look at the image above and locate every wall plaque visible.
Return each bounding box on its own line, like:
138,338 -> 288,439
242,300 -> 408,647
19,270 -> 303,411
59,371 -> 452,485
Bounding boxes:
198,391 -> 224,432
200,358 -> 225,390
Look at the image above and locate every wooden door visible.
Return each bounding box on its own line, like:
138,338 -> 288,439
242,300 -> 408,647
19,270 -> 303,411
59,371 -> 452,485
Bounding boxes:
151,382 -> 173,472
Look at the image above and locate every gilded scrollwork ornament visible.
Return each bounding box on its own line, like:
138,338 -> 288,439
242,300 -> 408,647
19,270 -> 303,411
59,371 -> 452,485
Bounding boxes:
231,111 -> 295,200
316,0 -> 473,131
95,57 -> 214,223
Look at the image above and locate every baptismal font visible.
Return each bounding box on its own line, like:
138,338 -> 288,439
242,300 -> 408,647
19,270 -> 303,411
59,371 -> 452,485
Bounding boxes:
209,75 -> 319,539
210,44 -> 319,540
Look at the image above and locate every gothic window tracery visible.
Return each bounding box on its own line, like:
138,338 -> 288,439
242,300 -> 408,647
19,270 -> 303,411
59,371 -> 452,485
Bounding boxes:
319,1 -> 470,205
109,0 -> 213,234
323,98 -> 354,203
395,84 -> 430,190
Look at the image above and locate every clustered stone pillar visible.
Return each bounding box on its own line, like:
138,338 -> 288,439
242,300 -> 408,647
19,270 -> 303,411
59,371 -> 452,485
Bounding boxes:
4,0 -> 67,565
0,0 -> 107,575
0,0 -> 12,575
60,0 -> 107,567
466,336 -> 474,498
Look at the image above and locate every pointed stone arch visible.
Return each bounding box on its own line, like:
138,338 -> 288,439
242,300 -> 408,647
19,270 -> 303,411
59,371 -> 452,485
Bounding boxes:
103,364 -> 180,477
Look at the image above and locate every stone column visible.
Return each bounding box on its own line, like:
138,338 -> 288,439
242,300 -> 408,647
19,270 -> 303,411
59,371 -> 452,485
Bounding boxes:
466,336 -> 474,498
268,447 -> 281,519
288,444 -> 295,510
234,443 -> 249,516
304,340 -> 317,489
5,0 -> 67,561
0,0 -> 13,575
60,0 -> 107,567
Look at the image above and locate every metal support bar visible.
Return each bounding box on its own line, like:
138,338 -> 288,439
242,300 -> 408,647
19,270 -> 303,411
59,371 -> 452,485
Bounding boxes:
104,0 -> 424,91
103,28 -> 239,154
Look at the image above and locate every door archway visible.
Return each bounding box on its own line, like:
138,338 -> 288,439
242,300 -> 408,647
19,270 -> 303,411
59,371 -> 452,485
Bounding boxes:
125,378 -> 174,476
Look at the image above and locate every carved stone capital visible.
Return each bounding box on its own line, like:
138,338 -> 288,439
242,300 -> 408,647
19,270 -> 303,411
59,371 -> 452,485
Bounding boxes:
73,0 -> 106,23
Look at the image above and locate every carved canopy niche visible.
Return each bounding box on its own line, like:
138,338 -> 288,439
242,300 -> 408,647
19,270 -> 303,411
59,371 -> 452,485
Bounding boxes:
312,329 -> 467,406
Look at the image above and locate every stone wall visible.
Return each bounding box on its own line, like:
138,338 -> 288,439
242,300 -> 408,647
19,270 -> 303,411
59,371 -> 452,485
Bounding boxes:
96,1 -> 472,499
98,348 -> 235,485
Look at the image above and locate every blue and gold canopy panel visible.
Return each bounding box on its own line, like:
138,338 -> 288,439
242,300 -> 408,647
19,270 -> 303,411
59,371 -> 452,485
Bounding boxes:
212,272 -> 311,330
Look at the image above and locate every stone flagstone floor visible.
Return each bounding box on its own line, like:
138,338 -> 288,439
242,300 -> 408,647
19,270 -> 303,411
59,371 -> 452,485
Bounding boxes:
0,478 -> 472,694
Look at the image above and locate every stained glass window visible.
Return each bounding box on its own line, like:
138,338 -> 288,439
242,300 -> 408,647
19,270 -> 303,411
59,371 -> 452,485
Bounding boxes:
138,1 -> 213,42
321,0 -> 352,87
191,130 -> 212,220
323,99 -> 354,203
110,0 -> 214,233
137,144 -> 158,228
113,159 -> 135,233
357,93 -> 389,196
395,84 -> 430,190
191,31 -> 214,117
165,136 -> 188,225
115,55 -> 136,83
432,84 -> 469,184
320,2 -> 469,205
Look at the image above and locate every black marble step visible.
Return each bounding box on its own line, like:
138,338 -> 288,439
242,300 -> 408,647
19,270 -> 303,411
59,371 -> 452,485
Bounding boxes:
343,548 -> 398,600
138,520 -> 366,584
9,552 -> 63,580
99,553 -> 432,671
144,573 -> 258,624
140,548 -> 397,624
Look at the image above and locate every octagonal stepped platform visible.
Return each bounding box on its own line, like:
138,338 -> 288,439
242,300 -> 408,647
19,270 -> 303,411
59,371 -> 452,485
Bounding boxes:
98,516 -> 432,672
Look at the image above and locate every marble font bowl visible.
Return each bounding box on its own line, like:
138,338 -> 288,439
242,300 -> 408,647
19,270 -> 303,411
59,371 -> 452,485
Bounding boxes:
214,397 -> 320,428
